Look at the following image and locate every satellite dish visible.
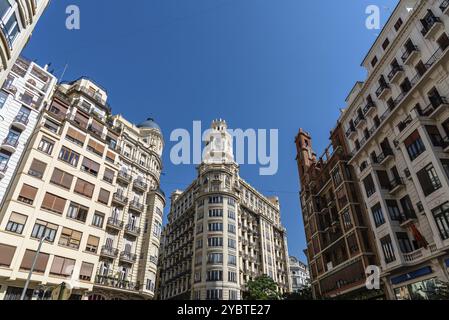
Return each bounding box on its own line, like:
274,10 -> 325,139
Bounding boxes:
51,282 -> 72,300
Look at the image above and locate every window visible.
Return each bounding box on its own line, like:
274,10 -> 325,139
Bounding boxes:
86,235 -> 100,253
79,262 -> 94,281
432,202 -> 449,240
228,223 -> 236,234
59,227 -> 82,250
382,38 -> 390,50
50,168 -> 74,190
31,220 -> 58,243
228,210 -> 235,220
0,244 -> 16,268
0,91 -> 7,108
0,151 -> 9,172
98,188 -> 110,205
426,126 -> 443,147
87,139 -> 105,157
196,223 -> 203,234
20,250 -> 49,273
405,130 -> 426,161
371,203 -> 385,228
207,253 -> 223,264
228,198 -> 235,207
74,178 -> 95,198
380,235 -> 396,264
92,211 -> 105,228
28,159 -> 47,179
208,237 -> 223,247
417,164 -> 442,197
67,202 -> 89,223
332,168 -> 343,186
209,209 -> 223,217
209,196 -> 223,204
194,271 -> 201,283
81,157 -> 100,176
38,137 -> 54,155
206,270 -> 223,281
43,119 -> 60,133
394,17 -> 403,31
363,174 -> 376,198
196,239 -> 203,249
206,289 -> 222,300
6,212 -> 27,234
58,147 -> 80,167
65,127 -> 86,146
228,272 -> 237,283
41,193 -> 67,215
386,200 -> 401,221
50,256 -> 75,277
341,209 -> 353,230
208,223 -> 223,232
396,232 -> 413,254
442,159 -> 449,180
228,238 -> 236,249
228,255 -> 237,266
437,32 -> 449,51
371,56 -> 378,68
103,168 -> 115,184
18,184 -> 38,205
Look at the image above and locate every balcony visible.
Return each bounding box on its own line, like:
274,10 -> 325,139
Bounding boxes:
117,171 -> 132,184
442,136 -> 449,152
11,114 -> 29,131
375,148 -> 394,165
1,138 -> 19,153
100,246 -> 119,259
112,193 -> 128,206
421,16 -> 443,40
389,177 -> 405,194
119,251 -> 137,264
345,126 -> 357,140
95,275 -> 140,292
441,0 -> 449,15
388,66 -> 404,83
106,217 -> 124,231
125,224 -> 141,237
133,179 -> 148,192
402,243 -> 438,265
399,212 -> 417,228
354,114 -> 366,129
375,83 -> 391,100
419,96 -> 449,119
401,45 -> 420,65
0,163 -> 7,179
129,200 -> 145,213
363,102 -> 376,117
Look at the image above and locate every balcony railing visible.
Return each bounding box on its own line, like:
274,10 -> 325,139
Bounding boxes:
125,224 -> 141,236
388,65 -> 403,81
100,246 -> 119,258
0,163 -> 7,176
374,148 -> 394,164
133,180 -> 148,191
375,82 -> 390,98
117,171 -> 132,183
120,251 -> 137,263
112,193 -> 128,205
419,95 -> 448,117
441,0 -> 449,13
363,101 -> 376,115
354,114 -> 366,127
107,217 -> 124,230
95,275 -> 140,291
2,138 -> 19,149
421,15 -> 442,37
389,177 -> 405,193
401,45 -> 419,63
129,200 -> 145,212
13,114 -> 30,127
345,126 -> 356,138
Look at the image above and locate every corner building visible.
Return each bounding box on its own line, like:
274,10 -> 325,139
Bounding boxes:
158,120 -> 291,300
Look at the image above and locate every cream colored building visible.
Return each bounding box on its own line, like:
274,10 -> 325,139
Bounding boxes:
157,120 -> 291,300
340,0 -> 449,299
0,0 -> 50,86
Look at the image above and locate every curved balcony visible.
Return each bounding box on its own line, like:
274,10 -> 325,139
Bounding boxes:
1,138 -> 19,153
11,114 -> 29,131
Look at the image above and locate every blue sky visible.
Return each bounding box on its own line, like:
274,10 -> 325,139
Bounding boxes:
23,0 -> 399,262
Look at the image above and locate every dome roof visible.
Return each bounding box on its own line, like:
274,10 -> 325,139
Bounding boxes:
137,117 -> 161,131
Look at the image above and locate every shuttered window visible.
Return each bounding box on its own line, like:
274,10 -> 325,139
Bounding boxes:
6,212 -> 27,234
73,110 -> 89,129
79,262 -> 94,281
20,250 -> 50,273
86,235 -> 99,253
50,168 -> 74,190
50,256 -> 75,277
18,184 -> 38,205
74,179 -> 95,198
0,244 -> 16,267
59,227 -> 82,250
81,157 -> 100,176
87,139 -> 105,157
98,188 -> 110,205
28,159 -> 47,179
66,127 -> 86,146
106,150 -> 116,163
103,168 -> 115,184
41,193 -> 67,214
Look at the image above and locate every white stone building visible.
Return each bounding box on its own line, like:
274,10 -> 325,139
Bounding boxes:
288,256 -> 310,292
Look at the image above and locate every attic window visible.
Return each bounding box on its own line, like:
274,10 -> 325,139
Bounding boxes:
382,38 -> 390,50
394,18 -> 403,31
371,56 -> 378,68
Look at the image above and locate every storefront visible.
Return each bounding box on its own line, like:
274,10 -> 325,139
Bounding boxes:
391,266 -> 437,300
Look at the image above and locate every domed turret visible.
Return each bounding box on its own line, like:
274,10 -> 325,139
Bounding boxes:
137,117 -> 161,132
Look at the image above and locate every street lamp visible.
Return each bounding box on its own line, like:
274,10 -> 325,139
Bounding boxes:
20,235 -> 48,300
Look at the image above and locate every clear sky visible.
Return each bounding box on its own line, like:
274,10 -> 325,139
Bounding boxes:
23,0 -> 399,262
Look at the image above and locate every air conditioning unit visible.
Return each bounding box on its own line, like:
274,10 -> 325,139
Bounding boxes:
327,262 -> 334,271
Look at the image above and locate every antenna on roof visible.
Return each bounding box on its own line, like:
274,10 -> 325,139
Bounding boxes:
58,63 -> 69,84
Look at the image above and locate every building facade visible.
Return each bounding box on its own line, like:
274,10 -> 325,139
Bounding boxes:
0,56 -> 56,205
157,120 -> 291,301
338,0 -> 449,299
0,77 -> 165,300
295,126 -> 381,299
288,256 -> 310,292
0,0 -> 50,86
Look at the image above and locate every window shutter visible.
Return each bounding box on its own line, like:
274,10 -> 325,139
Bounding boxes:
87,235 -> 99,248
29,159 -> 47,177
66,127 -> 86,144
9,212 -> 27,225
98,188 -> 110,205
80,262 -> 94,279
0,244 -> 16,267
21,250 -> 49,273
18,184 -> 38,201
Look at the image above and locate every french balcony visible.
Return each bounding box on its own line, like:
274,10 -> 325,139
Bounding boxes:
133,180 -> 148,192
100,246 -> 119,259
441,0 -> 449,15
421,16 -> 443,40
375,83 -> 391,100
112,193 -> 128,206
119,251 -> 137,264
363,102 -> 377,117
117,171 -> 132,184
345,126 -> 357,140
1,138 -> 19,153
95,275 -> 140,292
388,65 -> 404,84
106,217 -> 124,231
0,163 -> 7,179
401,45 -> 420,65
124,224 -> 141,237
11,114 -> 29,131
129,200 -> 145,213
375,148 -> 394,165
389,177 -> 405,194
419,96 -> 449,119
354,114 -> 366,129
